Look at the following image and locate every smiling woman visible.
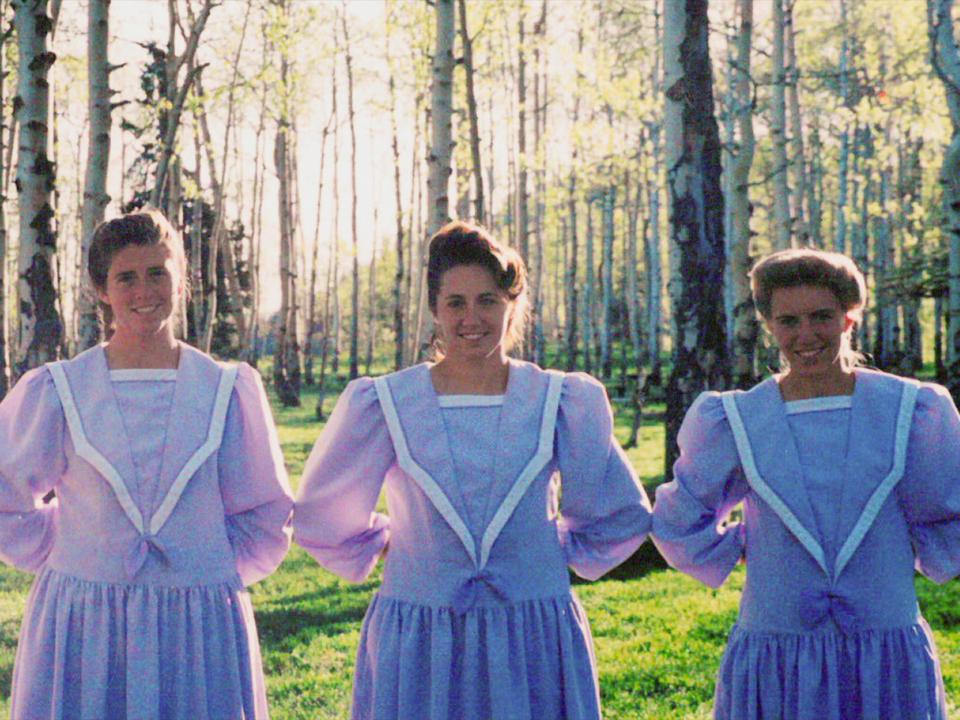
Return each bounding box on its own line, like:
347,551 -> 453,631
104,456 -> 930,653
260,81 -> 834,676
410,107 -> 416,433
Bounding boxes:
0,208 -> 294,720
293,220 -> 652,720
653,248 -> 960,720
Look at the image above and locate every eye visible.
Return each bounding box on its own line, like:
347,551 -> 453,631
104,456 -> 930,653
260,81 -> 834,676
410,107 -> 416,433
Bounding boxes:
776,316 -> 799,328
148,267 -> 169,279
114,272 -> 136,285
446,298 -> 464,309
812,310 -> 835,323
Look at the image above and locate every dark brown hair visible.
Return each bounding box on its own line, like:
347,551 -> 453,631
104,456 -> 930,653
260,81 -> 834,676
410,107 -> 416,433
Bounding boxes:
427,220 -> 528,353
88,208 -> 186,331
750,248 -> 866,369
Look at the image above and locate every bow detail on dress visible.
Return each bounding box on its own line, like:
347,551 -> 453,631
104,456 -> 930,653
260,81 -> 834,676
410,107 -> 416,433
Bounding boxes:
125,534 -> 170,579
799,588 -> 861,633
452,570 -> 509,615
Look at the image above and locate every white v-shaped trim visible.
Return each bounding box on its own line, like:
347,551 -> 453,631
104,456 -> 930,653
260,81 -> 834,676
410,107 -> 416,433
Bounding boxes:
47,361 -> 238,538
375,371 -> 565,573
832,381 -> 918,580
149,365 -> 238,534
722,382 -> 919,583
375,376 -> 479,567
49,362 -> 146,533
479,372 -> 563,568
721,392 -> 830,576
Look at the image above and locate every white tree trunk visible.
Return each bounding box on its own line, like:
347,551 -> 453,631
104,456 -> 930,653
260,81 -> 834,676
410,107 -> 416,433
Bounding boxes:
770,0 -> 791,249
78,0 -> 110,350
14,0 -> 60,374
420,0 -> 454,357
731,0 -> 758,388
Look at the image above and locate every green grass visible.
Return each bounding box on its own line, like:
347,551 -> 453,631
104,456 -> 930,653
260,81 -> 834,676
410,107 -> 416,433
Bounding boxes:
0,370 -> 959,718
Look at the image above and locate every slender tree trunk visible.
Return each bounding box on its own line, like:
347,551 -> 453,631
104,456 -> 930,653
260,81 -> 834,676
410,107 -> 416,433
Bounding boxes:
731,0 -> 758,389
273,0 -> 300,407
531,0 -> 547,365
419,0 -> 454,357
583,196 -> 595,374
834,0 -> 851,252
663,0 -> 729,472
304,108 -> 333,385
785,0 -> 808,245
78,0 -> 111,350
458,0 -> 483,224
151,0 -> 213,214
516,5 -> 529,268
386,31 -> 405,369
600,185 -> 614,378
14,0 -> 60,375
770,0 -> 791,249
341,8 -> 360,379
565,29 -> 582,371
0,3 -> 11,395
645,1 -> 664,380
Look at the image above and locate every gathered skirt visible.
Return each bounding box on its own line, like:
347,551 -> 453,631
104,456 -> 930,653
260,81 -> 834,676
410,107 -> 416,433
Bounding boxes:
351,591 -> 602,720
715,620 -> 947,720
11,566 -> 267,720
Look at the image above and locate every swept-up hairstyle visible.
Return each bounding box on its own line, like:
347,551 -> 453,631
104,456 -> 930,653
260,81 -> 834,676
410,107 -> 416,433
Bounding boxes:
427,220 -> 528,355
749,248 -> 867,370
87,208 -> 186,332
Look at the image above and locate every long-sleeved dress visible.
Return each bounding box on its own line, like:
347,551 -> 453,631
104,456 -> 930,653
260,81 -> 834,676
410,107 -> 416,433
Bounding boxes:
0,343 -> 293,720
653,367 -> 960,720
294,360 -> 652,720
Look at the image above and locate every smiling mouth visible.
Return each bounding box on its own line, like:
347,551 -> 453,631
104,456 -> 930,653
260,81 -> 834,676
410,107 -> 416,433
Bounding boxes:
131,305 -> 161,314
794,348 -> 824,358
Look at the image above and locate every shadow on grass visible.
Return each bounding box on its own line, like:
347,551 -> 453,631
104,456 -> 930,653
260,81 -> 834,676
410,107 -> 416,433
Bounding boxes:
573,542 -> 668,584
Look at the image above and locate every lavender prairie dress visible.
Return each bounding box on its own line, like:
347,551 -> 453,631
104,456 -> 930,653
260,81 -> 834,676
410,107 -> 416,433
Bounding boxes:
0,344 -> 293,719
294,361 -> 651,720
654,368 -> 960,720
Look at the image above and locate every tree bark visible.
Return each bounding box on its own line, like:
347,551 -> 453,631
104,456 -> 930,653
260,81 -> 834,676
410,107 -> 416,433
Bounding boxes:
457,0 -> 483,224
78,0 -> 111,350
663,0 -> 729,472
770,0 -> 791,249
341,8 -> 360,380
730,0 -> 758,389
13,0 -> 60,375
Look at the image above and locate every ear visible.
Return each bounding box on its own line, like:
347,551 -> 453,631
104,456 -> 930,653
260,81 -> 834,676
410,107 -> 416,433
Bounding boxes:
96,286 -> 110,305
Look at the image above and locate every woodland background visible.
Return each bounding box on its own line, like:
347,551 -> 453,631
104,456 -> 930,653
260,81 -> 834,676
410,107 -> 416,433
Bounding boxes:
0,0 -> 958,715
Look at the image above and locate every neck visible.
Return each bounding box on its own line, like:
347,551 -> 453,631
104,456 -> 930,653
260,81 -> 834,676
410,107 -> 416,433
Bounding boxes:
104,331 -> 180,369
778,367 -> 855,401
431,353 -> 510,395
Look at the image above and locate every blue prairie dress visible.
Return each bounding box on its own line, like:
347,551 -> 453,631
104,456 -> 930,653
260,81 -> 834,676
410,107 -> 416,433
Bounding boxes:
0,343 -> 293,719
654,367 -> 960,719
294,360 -> 652,720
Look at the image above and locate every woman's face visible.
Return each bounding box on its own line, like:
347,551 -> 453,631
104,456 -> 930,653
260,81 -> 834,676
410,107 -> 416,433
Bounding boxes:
766,284 -> 854,381
433,264 -> 514,363
98,243 -> 183,342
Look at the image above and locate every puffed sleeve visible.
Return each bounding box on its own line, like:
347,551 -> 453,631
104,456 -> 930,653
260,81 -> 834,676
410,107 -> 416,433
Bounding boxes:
895,383 -> 960,583
293,377 -> 394,583
0,367 -> 65,571
652,392 -> 749,588
218,363 -> 294,586
555,373 -> 652,581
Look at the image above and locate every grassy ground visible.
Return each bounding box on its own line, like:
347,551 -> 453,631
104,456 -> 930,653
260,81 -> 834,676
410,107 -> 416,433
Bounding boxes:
0,371 -> 958,718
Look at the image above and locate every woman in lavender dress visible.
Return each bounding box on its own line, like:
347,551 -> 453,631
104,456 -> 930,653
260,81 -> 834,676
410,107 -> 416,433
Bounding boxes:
0,209 -> 293,718
294,221 -> 651,720
654,248 -> 960,719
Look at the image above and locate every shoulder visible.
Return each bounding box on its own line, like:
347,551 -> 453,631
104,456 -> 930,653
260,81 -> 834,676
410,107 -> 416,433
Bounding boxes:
855,367 -> 953,416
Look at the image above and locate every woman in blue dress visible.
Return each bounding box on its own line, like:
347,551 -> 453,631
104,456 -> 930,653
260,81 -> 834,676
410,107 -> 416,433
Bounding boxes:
654,248 -> 960,719
294,221 -> 652,719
